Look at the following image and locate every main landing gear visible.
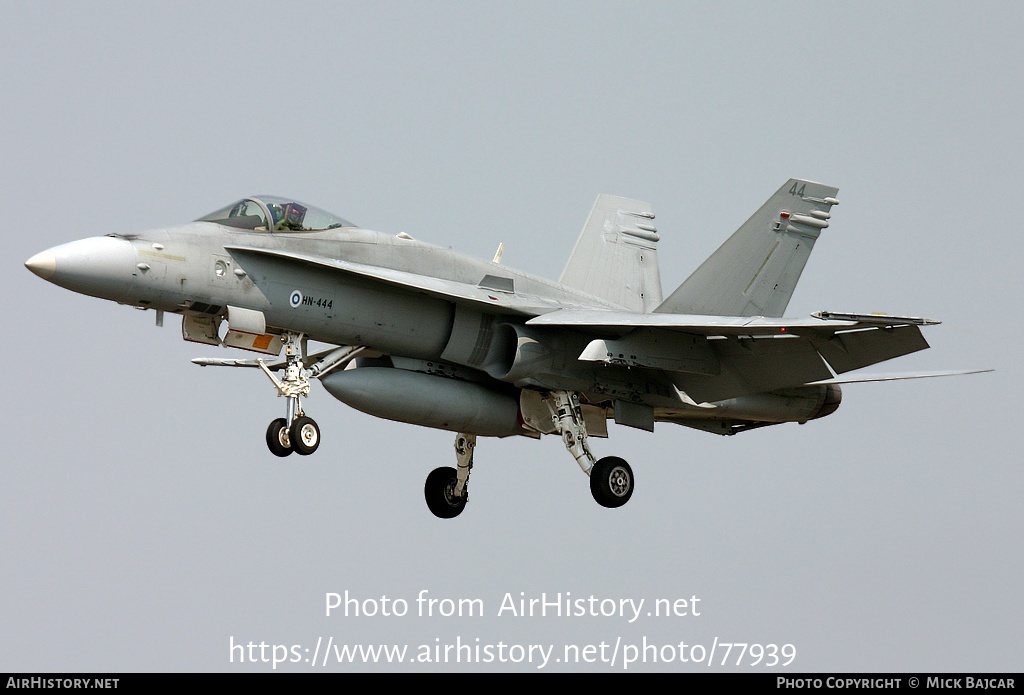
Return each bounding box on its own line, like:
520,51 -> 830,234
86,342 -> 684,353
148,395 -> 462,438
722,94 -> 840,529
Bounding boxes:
257,333 -> 363,457
421,391 -> 634,519
423,433 -> 475,519
542,390 -> 634,509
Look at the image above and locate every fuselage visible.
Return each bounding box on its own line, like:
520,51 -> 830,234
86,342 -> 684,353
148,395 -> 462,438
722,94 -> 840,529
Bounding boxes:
24,196 -> 841,437
26,183 -> 951,517
27,220 -> 619,356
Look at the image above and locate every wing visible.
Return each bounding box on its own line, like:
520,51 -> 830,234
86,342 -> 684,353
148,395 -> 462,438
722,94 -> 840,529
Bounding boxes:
528,309 -> 939,403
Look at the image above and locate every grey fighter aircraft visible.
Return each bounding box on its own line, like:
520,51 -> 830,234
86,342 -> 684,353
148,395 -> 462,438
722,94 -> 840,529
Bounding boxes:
25,180 -> 982,518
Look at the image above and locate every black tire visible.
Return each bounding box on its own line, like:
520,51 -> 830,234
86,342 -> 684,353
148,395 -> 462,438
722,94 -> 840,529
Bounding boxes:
290,416 -> 320,456
266,418 -> 293,457
590,456 -> 634,508
424,466 -> 467,519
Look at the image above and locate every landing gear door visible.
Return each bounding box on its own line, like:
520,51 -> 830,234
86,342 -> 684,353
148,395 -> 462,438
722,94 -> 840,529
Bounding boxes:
519,389 -> 609,438
222,306 -> 284,356
182,314 -> 221,346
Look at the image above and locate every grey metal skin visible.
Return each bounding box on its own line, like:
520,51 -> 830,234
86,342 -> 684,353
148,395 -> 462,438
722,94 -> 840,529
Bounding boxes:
23,220 -> 833,427
27,218 -> 660,394
25,185 -> 965,516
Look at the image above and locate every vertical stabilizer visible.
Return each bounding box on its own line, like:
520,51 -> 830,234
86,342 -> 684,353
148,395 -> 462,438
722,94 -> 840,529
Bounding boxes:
559,195 -> 663,312
656,179 -> 839,317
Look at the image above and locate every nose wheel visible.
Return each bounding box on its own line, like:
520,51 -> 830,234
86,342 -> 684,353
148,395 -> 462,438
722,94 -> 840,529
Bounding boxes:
266,418 -> 292,457
265,415 -> 321,456
290,415 -> 320,455
192,335 -> 363,459
255,333 -> 345,458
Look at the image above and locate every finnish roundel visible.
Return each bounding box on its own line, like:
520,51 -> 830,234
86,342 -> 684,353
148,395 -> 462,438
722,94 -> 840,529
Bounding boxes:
289,290 -> 303,308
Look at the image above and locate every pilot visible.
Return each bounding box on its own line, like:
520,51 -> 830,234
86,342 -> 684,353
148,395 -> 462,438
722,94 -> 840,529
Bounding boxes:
267,203 -> 285,230
283,202 -> 307,229
268,202 -> 307,231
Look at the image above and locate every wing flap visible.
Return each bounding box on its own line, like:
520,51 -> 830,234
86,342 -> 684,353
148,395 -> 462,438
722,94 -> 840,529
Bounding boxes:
670,336 -> 835,402
810,325 -> 930,374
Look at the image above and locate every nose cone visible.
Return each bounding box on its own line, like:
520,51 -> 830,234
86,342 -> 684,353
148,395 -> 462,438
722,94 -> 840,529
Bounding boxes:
25,250 -> 57,280
24,236 -> 137,300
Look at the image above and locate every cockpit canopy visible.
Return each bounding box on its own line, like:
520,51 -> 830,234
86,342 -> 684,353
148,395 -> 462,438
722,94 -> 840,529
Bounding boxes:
197,195 -> 356,232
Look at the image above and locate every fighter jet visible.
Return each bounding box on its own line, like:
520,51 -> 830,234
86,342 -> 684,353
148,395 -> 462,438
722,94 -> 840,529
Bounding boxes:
24,180 -> 982,518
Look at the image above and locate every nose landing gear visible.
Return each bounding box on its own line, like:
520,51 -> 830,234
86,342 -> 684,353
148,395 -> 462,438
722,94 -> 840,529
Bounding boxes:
257,334 -> 316,457
254,333 -> 361,457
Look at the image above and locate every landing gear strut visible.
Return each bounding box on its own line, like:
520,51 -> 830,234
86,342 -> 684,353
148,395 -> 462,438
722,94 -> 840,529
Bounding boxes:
192,335 -> 363,458
424,433 -> 475,519
543,390 -> 635,508
258,333 -> 317,457
256,334 -> 363,457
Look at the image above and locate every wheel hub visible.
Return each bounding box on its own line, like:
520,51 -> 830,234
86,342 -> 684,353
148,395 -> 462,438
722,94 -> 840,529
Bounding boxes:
298,424 -> 317,446
608,467 -> 631,497
443,481 -> 465,507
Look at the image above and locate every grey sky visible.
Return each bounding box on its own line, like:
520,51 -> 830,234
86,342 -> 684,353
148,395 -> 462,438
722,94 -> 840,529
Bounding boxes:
2,1 -> 1020,672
